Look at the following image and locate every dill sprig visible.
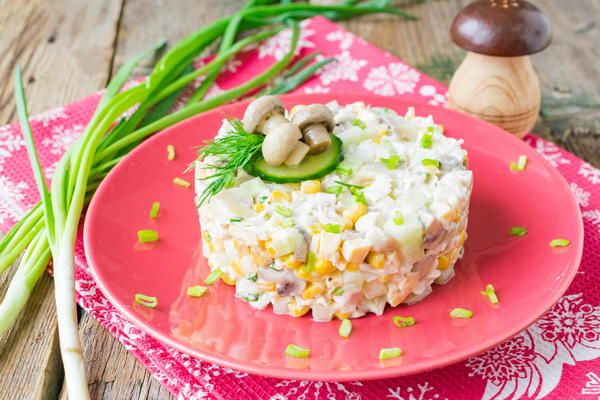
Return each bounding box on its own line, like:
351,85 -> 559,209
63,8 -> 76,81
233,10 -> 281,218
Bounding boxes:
194,118 -> 264,205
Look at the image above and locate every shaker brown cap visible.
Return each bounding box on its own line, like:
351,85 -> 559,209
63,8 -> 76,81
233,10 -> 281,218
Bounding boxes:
450,0 -> 551,57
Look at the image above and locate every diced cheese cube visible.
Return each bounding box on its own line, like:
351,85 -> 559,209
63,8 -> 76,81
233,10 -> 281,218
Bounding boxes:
210,188 -> 254,219
364,177 -> 391,203
239,177 -> 267,197
341,238 -> 371,264
229,225 -> 258,246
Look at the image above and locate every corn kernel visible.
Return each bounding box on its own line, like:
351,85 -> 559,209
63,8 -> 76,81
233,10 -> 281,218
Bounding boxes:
251,250 -> 270,267
208,241 -> 215,252
300,180 -> 321,194
285,255 -> 303,269
289,303 -> 310,317
379,129 -> 390,137
340,218 -> 354,231
296,267 -> 318,282
272,191 -> 291,202
372,137 -> 381,144
335,312 -> 350,319
231,260 -> 245,276
377,274 -> 391,283
285,183 -> 301,191
345,263 -> 359,272
344,202 -> 368,223
458,229 -> 467,246
442,208 -> 457,221
309,224 -> 322,234
367,252 -> 385,269
436,254 -> 450,270
258,239 -> 268,250
221,274 -> 236,286
315,258 -> 334,275
254,203 -> 265,212
302,283 -> 325,299
266,246 -> 277,257
257,282 -> 276,291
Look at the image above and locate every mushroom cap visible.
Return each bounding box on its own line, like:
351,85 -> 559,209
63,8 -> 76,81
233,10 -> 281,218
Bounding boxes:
243,96 -> 285,133
450,0 -> 551,57
291,104 -> 335,131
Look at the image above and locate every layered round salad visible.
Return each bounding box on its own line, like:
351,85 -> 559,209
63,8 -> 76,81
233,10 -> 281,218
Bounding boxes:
194,97 -> 472,321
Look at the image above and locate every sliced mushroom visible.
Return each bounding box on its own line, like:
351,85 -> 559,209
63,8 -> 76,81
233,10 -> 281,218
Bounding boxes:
261,122 -> 302,166
291,104 -> 334,155
285,142 -> 310,167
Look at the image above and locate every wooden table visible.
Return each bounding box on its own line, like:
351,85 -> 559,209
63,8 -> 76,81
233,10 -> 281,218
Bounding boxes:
0,1 -> 598,399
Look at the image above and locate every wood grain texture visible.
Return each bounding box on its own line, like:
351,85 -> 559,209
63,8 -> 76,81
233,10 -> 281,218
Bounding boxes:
1,1 -> 599,400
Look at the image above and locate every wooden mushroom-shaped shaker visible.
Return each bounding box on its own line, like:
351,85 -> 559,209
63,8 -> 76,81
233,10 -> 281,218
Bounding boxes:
448,0 -> 551,137
291,104 -> 334,155
243,96 -> 309,166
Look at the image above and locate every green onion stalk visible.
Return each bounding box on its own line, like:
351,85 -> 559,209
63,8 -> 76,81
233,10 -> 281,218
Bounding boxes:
4,1 -> 414,397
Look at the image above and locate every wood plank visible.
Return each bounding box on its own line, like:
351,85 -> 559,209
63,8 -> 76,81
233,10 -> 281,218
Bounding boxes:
0,0 -> 123,399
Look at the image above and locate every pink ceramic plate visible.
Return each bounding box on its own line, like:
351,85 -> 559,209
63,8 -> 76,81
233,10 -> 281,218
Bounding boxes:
84,94 -> 583,381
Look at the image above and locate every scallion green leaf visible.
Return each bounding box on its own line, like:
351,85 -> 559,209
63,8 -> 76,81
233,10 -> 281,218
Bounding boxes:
173,177 -> 191,188
393,316 -> 415,328
138,229 -> 158,243
325,185 -> 343,195
135,293 -> 158,308
393,210 -> 404,225
285,344 -> 310,358
243,294 -> 259,302
275,205 -> 293,217
339,318 -> 352,338
149,202 -> 160,219
332,287 -> 344,296
305,251 -> 316,273
230,217 -> 244,223
480,284 -> 499,304
187,286 -> 207,297
510,227 -> 527,236
204,269 -> 223,285
380,155 -> 401,169
420,133 -> 433,148
550,238 -> 570,248
379,347 -> 402,360
450,308 -> 473,319
336,165 -> 353,176
167,144 -> 175,160
421,159 -> 440,168
351,119 -> 366,129
248,273 -> 258,282
323,223 -> 340,233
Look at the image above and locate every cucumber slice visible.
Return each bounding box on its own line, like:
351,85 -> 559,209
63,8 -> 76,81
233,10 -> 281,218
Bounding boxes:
245,135 -> 344,183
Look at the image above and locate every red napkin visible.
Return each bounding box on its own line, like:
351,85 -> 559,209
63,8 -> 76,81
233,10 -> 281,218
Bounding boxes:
1,16 -> 599,400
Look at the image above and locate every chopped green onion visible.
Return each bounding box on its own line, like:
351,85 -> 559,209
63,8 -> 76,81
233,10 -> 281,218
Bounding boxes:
323,224 -> 340,233
305,251 -> 316,272
420,133 -> 433,149
167,144 -> 175,160
339,318 -> 352,338
282,219 -> 295,228
550,238 -> 570,248
204,269 -> 223,285
421,159 -> 440,168
243,294 -> 259,302
275,205 -> 293,217
350,187 -> 368,205
248,273 -> 258,282
351,119 -> 366,129
393,210 -> 404,226
510,227 -> 527,236
379,347 -> 402,360
450,308 -> 473,319
186,286 -> 207,297
149,202 -> 160,219
393,316 -> 415,328
427,126 -> 435,133
334,180 -> 364,189
336,165 -> 353,176
285,344 -> 310,358
480,284 -> 499,304
137,229 -> 158,243
325,186 -> 343,195
380,155 -> 401,169
173,177 -> 191,188
517,155 -> 528,170
230,217 -> 244,223
332,287 -> 344,296
135,293 -> 158,308
257,195 -> 269,203
510,155 -> 528,171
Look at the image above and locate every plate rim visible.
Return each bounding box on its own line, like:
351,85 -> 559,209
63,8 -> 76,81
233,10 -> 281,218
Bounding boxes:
84,93 -> 584,381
